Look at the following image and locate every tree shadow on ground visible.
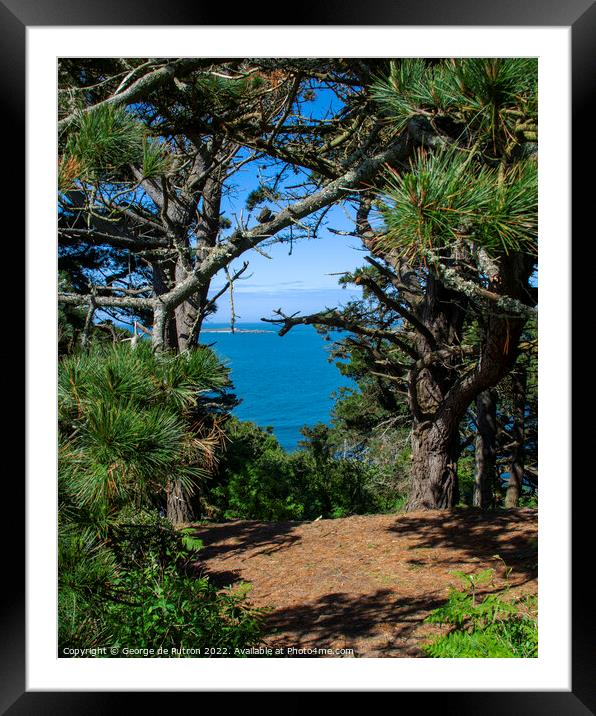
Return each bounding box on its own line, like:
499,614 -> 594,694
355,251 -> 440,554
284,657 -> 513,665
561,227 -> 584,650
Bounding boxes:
197,567 -> 244,589
264,590 -> 446,657
387,508 -> 538,582
190,520 -> 302,561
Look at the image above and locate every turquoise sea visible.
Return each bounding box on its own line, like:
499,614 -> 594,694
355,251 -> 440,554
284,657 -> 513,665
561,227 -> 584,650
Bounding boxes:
201,322 -> 354,451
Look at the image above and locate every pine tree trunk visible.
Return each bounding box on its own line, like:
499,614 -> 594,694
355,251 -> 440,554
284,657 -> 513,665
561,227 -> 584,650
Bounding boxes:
150,258 -> 206,353
473,389 -> 497,509
166,480 -> 194,525
173,301 -> 197,353
173,259 -> 200,352
407,421 -> 460,510
505,366 -> 527,508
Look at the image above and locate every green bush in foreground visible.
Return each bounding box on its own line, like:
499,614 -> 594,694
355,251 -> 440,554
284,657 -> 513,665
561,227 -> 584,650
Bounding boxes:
423,567 -> 538,658
59,510 -> 265,657
58,344 -> 264,657
104,513 -> 264,656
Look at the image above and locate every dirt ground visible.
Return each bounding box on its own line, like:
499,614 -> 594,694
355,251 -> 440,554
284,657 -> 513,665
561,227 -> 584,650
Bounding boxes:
191,509 -> 538,657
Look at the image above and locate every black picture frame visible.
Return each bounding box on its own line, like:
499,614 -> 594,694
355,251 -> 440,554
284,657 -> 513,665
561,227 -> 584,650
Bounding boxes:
9,1 -> 590,711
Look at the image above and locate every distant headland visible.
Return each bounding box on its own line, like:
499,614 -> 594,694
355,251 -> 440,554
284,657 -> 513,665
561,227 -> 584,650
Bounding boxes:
202,328 -> 274,334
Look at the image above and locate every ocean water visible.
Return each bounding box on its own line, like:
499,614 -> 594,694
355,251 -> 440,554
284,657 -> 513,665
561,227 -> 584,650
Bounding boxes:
201,322 -> 354,451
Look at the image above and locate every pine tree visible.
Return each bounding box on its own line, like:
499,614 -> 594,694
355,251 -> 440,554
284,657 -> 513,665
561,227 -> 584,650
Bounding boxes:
267,59 -> 538,510
57,59 -> 409,352
59,341 -> 232,525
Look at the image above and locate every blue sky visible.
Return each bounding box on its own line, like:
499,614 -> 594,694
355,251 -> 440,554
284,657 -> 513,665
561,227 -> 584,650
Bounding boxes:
86,83 -> 370,328
205,84 -> 370,323
206,203 -> 368,323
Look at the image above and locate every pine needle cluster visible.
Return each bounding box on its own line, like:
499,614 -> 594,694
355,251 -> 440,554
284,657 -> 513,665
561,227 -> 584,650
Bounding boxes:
381,147 -> 537,258
370,58 -> 538,261
59,342 -> 231,531
371,58 -> 537,151
60,104 -> 171,187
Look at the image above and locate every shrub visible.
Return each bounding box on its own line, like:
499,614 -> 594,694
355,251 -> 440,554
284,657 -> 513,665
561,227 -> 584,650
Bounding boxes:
210,420 -> 304,520
59,342 -> 231,526
422,566 -> 538,658
58,344 -> 264,657
104,513 -> 264,655
210,418 -> 402,522
298,421 -> 409,517
106,567 -> 263,656
59,509 -> 265,656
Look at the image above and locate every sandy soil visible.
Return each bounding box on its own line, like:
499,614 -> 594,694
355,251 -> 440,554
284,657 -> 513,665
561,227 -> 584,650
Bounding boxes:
191,509 -> 538,657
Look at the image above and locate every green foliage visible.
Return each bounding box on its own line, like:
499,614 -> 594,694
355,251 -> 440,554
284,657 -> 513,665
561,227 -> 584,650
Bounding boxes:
307,349 -> 412,513
371,58 -> 430,133
423,567 -> 538,658
58,344 -> 264,656
106,566 -> 263,656
59,342 -> 231,529
141,136 -> 172,179
476,160 -> 538,255
371,58 -> 538,263
65,403 -> 188,514
59,341 -> 231,422
61,104 -> 170,184
447,58 -> 537,143
209,419 -> 305,521
518,494 -> 538,508
372,58 -> 537,151
209,417 -> 407,521
298,422 -> 407,516
65,105 -> 145,179
381,146 -> 537,259
106,512 -> 263,656
245,186 -> 281,211
456,452 -> 476,507
59,510 -> 264,656
109,508 -> 189,571
195,74 -> 265,103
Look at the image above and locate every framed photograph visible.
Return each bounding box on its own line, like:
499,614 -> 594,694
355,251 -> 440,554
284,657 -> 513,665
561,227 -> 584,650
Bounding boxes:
9,0 -> 588,710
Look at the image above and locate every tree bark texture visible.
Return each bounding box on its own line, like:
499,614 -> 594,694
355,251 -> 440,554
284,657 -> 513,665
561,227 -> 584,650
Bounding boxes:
166,480 -> 194,525
407,420 -> 460,510
404,254 -> 530,510
474,389 -> 497,509
405,274 -> 466,510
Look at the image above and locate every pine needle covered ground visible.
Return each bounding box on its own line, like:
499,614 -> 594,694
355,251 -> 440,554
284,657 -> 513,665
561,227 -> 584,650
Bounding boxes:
190,509 -> 537,657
